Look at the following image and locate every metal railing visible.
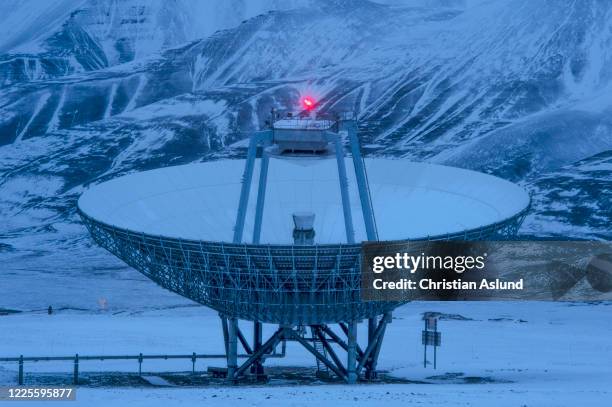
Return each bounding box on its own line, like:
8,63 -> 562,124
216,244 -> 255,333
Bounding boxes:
1,348 -> 286,385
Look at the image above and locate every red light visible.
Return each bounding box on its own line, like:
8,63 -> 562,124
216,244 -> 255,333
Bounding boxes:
302,96 -> 315,110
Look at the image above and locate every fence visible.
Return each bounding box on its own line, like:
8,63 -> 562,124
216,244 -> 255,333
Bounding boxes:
1,347 -> 286,385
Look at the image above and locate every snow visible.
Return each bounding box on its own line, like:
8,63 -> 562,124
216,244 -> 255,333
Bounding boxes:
0,302 -> 610,406
0,0 -> 318,63
103,83 -> 118,119
0,1 -> 610,404
77,158 -> 529,244
0,0 -> 83,54
124,75 -> 148,112
118,96 -> 227,121
14,92 -> 52,143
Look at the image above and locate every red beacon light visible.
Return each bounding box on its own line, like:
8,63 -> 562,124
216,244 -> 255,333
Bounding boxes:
301,96 -> 316,111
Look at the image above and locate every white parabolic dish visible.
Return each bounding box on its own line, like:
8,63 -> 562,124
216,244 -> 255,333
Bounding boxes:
78,159 -> 530,244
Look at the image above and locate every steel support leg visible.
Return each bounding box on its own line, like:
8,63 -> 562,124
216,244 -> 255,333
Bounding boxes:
368,312 -> 391,377
366,317 -> 377,379
236,323 -> 253,355
347,321 -> 358,384
334,138 -> 355,243
227,318 -> 238,382
233,136 -> 258,243
368,317 -> 376,343
346,121 -> 377,241
251,321 -> 264,377
235,327 -> 285,378
233,131 -> 271,243
358,314 -> 389,376
220,315 -> 229,355
338,323 -> 365,358
252,152 -> 269,244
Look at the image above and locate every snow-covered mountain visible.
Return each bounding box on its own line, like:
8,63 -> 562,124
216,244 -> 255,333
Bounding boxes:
0,0 -> 610,307
0,0 -> 316,85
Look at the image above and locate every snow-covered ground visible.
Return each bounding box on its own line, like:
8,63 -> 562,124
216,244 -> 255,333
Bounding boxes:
1,301 -> 610,406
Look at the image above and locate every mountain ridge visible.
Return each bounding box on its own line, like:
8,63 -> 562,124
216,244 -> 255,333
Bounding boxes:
0,0 -> 610,281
